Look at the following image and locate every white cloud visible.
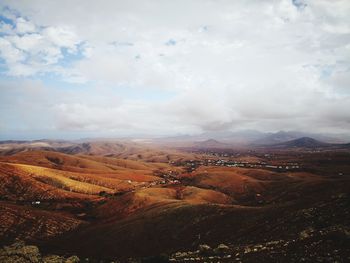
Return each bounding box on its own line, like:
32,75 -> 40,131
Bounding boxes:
15,17 -> 36,34
0,12 -> 83,76
0,0 -> 350,136
43,26 -> 80,52
0,37 -> 25,63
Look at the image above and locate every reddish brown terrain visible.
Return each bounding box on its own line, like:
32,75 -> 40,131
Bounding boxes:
0,140 -> 349,262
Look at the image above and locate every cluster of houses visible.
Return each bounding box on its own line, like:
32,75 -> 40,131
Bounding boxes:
146,179 -> 181,187
152,169 -> 182,185
188,150 -> 242,158
208,159 -> 300,170
171,159 -> 300,172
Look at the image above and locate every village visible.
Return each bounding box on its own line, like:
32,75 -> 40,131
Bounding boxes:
170,158 -> 300,173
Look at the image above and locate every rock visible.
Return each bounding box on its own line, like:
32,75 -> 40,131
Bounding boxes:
0,242 -> 80,263
174,252 -> 189,258
0,241 -> 41,263
43,255 -> 65,263
244,247 -> 252,254
299,227 -> 315,240
65,255 -> 80,263
214,243 -> 230,254
198,244 -> 212,255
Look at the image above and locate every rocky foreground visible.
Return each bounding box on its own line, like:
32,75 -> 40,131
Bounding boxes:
0,242 -> 79,263
2,228 -> 350,263
168,226 -> 350,262
1,192 -> 350,263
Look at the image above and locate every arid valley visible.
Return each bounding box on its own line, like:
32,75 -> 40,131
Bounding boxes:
0,136 -> 349,262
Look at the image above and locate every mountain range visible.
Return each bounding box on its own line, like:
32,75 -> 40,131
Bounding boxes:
154,130 -> 350,146
1,133 -> 350,156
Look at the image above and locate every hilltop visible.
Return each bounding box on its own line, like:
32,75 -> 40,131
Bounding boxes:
193,139 -> 231,148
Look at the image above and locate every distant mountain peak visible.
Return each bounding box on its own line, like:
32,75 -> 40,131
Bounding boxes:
294,137 -> 318,142
203,139 -> 220,143
193,139 -> 230,148
272,137 -> 329,148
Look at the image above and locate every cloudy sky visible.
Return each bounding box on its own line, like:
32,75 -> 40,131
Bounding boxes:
0,0 -> 349,139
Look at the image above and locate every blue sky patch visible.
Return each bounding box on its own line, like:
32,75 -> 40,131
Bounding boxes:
165,39 -> 176,46
292,0 -> 307,11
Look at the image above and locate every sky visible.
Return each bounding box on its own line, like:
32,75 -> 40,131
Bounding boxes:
0,0 -> 349,140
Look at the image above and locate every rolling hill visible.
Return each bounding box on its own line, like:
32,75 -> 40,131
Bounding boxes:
0,140 -> 349,261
